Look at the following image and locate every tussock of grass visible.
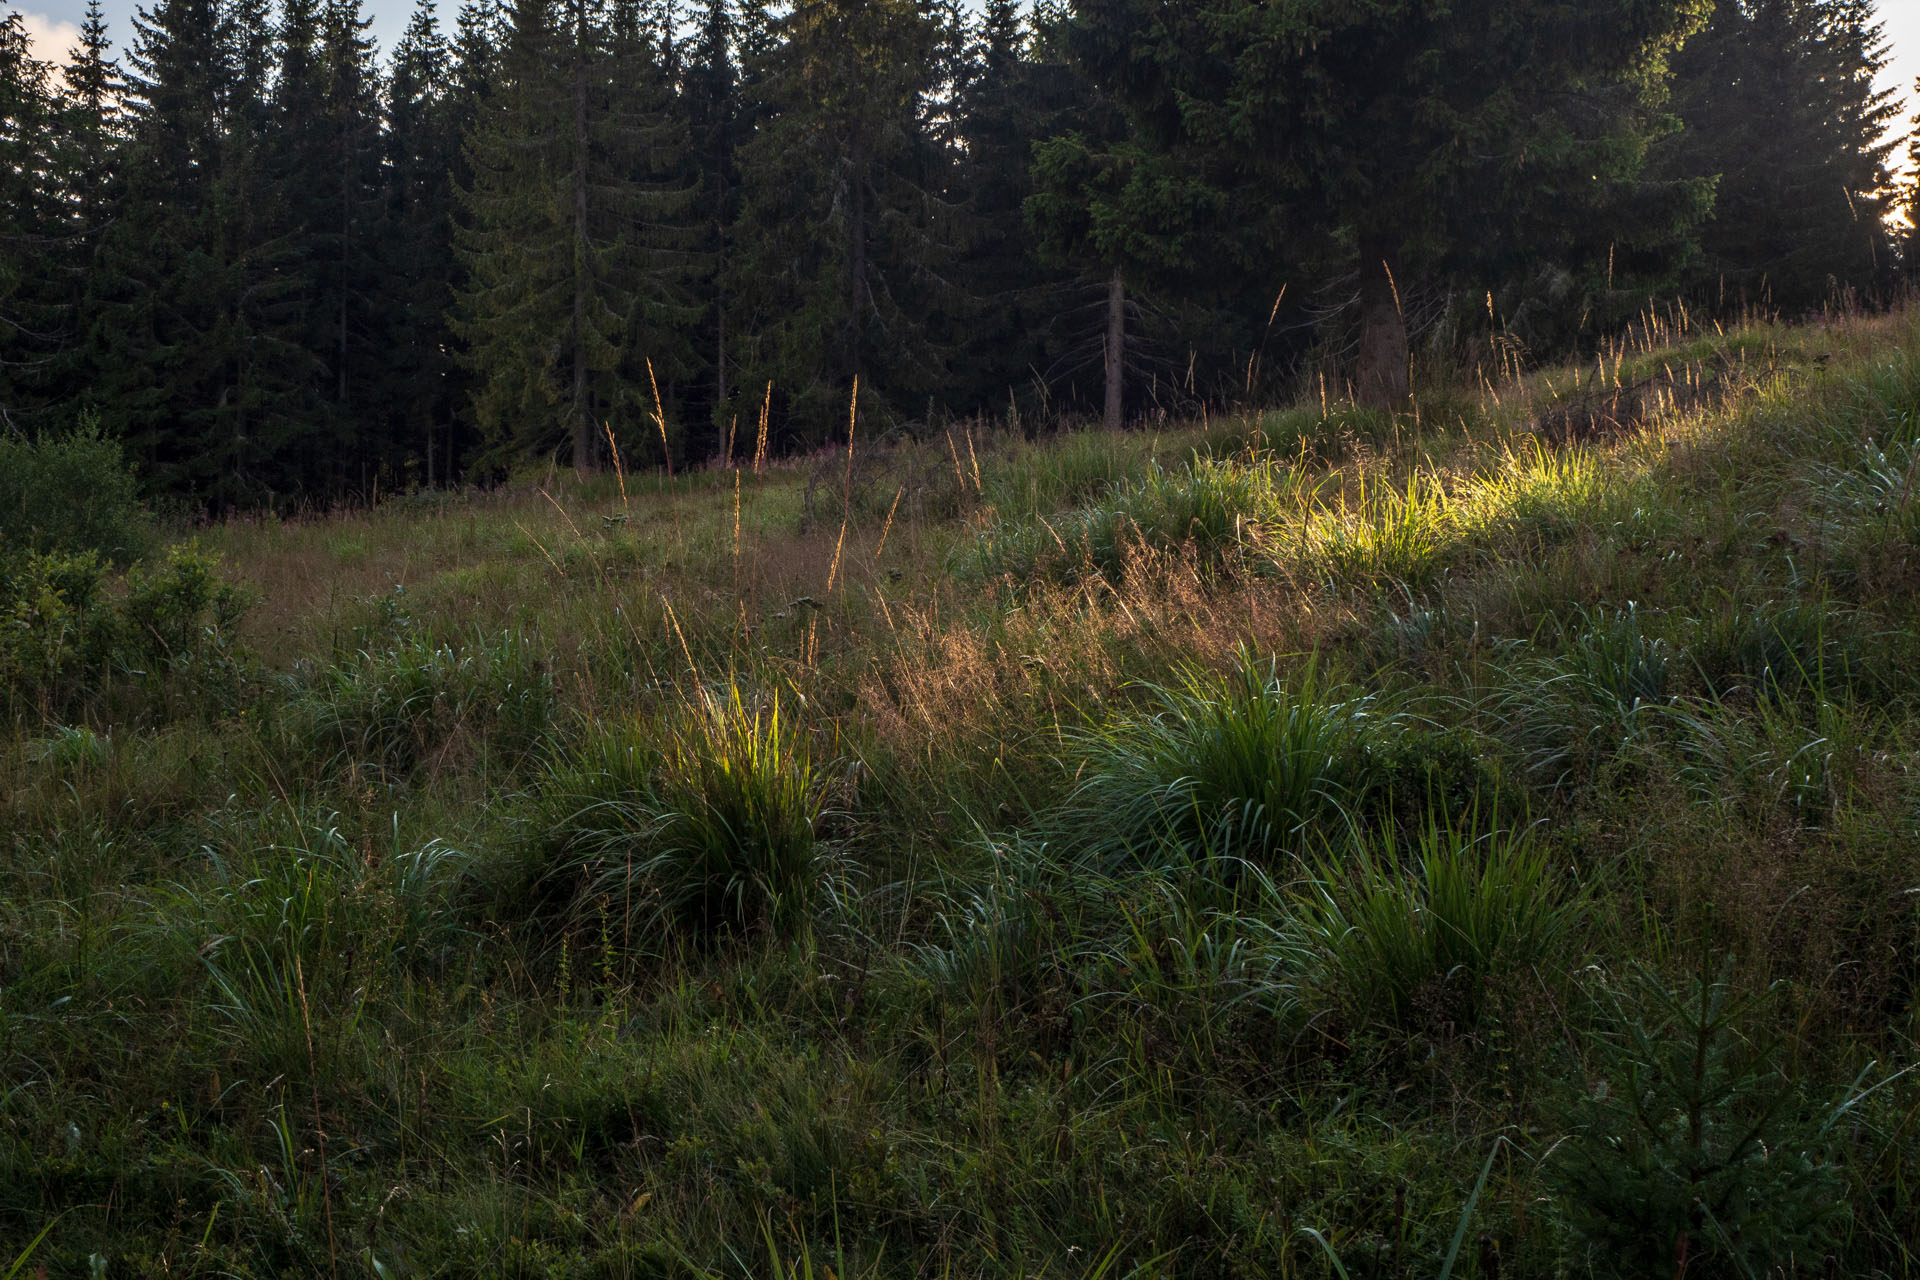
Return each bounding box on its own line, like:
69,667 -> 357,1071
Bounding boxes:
966,453 -> 1299,583
1056,651 -> 1395,866
1291,818 -> 1580,1032
297,627 -> 556,780
526,682 -> 841,949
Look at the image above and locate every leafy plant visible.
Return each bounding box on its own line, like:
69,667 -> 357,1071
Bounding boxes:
0,419 -> 152,565
0,543 -> 247,723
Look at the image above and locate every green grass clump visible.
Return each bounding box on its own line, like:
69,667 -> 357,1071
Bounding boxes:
298,627 -> 555,780
1688,597 -> 1863,703
531,683 -> 840,947
967,453 -> 1298,583
1492,604 -> 1679,789
1057,651 -> 1399,866
1291,819 -> 1578,1032
978,427 -> 1157,520
1303,469 -> 1457,588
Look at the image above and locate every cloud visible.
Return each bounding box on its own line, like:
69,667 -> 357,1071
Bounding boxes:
20,10 -> 82,67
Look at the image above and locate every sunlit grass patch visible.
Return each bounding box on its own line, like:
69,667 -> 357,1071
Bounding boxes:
522,682 -> 844,951
1299,469 -> 1457,588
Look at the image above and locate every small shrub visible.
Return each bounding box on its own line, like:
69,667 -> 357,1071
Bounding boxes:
1367,724 -> 1524,835
0,543 -> 247,723
1547,963 -> 1849,1278
0,419 -> 152,564
1292,818 -> 1578,1031
534,684 -> 840,948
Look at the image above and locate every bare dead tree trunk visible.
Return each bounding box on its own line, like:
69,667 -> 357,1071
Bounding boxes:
1355,244 -> 1410,408
1104,265 -> 1125,432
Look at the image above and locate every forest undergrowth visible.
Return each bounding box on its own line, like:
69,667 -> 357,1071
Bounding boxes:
5,305 -> 1920,1277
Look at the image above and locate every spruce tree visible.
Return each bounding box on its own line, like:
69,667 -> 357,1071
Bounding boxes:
386,0 -> 465,486
728,0 -> 955,441
605,0 -> 703,460
313,0 -> 386,486
453,0 -> 698,473
1661,0 -> 1900,311
56,0 -> 122,260
85,0 -> 253,499
1904,85 -> 1920,279
0,11 -> 62,431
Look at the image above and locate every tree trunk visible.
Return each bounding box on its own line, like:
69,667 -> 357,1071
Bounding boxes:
339,106 -> 351,411
847,147 -> 869,393
570,14 -> 594,476
1104,265 -> 1125,432
1355,245 -> 1410,408
715,172 -> 729,442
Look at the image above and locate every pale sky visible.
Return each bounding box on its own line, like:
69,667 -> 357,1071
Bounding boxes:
11,0 -> 1920,167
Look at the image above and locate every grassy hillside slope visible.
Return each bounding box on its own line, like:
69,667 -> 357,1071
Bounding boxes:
5,306 -> 1920,1277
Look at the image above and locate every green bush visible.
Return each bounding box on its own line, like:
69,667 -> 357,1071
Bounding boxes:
533,683 -> 841,948
0,543 -> 246,723
1547,964 -> 1849,1278
0,420 -> 152,564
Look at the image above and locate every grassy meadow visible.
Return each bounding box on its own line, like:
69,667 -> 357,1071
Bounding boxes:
6,306 -> 1920,1277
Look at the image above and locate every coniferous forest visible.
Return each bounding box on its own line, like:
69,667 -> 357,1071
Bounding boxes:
0,0 -> 1908,504
18,2 -> 1920,1276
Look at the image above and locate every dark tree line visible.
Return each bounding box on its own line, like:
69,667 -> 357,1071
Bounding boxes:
0,0 -> 1907,504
